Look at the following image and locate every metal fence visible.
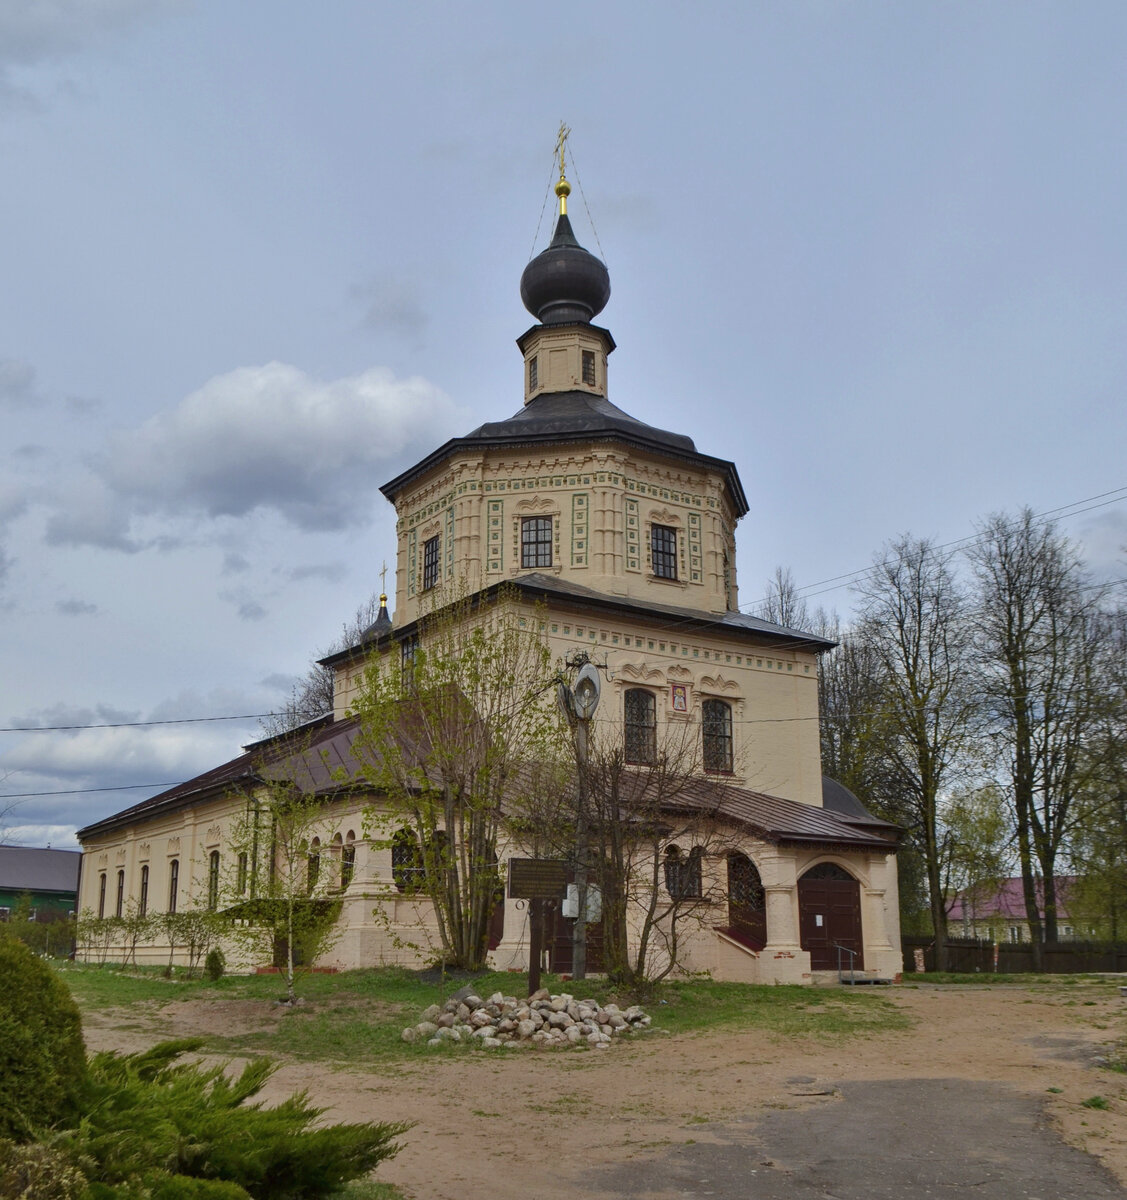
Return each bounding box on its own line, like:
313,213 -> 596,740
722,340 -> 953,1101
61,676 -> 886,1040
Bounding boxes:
902,935 -> 1127,974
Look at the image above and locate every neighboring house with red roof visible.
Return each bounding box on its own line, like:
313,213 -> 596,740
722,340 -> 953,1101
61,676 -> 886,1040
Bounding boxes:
948,876 -> 1088,943
76,174 -> 903,985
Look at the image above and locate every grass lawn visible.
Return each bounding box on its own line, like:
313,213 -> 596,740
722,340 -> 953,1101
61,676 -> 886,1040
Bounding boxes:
903,971 -> 1122,987
55,961 -> 910,1066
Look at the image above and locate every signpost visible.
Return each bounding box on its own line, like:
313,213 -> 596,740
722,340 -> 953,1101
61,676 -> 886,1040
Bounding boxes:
507,858 -> 568,994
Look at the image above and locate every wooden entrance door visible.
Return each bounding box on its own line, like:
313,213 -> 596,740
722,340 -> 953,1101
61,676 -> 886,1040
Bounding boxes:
798,863 -> 863,970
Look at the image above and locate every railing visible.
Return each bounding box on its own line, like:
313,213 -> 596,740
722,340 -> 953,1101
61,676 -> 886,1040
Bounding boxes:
834,942 -> 859,984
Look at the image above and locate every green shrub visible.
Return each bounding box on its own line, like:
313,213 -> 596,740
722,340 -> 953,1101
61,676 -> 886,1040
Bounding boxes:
0,1139 -> 87,1200
58,1039 -> 409,1200
0,938 -> 86,1140
205,948 -> 226,982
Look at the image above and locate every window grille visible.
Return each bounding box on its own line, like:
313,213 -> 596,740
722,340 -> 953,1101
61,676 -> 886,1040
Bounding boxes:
168,859 -> 179,914
521,516 -> 553,568
702,699 -> 733,772
341,834 -> 356,889
651,524 -> 677,579
307,839 -> 321,894
139,865 -> 149,917
624,688 -> 657,764
98,872 -> 107,919
116,869 -> 125,918
422,534 -> 440,590
237,852 -> 248,895
207,850 -> 220,911
582,350 -> 595,386
664,845 -> 703,898
529,356 -> 538,390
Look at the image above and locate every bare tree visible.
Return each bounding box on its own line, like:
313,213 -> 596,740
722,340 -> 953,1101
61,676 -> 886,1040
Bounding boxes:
260,592 -> 384,737
759,565 -> 810,629
579,719 -> 739,996
969,509 -> 1114,963
856,535 -> 977,969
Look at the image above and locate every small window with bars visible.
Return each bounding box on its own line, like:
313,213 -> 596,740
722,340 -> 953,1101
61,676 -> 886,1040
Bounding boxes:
422,535 -> 440,590
651,524 -> 677,580
582,350 -> 596,386
529,356 -> 538,390
702,699 -> 733,773
624,688 -> 657,764
521,516 -> 553,568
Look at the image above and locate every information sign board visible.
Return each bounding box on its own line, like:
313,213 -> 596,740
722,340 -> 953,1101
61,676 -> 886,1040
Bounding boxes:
507,858 -> 568,900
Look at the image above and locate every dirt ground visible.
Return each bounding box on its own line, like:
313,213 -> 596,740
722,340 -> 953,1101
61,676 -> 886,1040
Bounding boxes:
81,981 -> 1127,1200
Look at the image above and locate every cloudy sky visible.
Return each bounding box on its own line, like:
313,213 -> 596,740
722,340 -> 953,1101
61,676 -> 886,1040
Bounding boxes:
2,1 -> 1125,849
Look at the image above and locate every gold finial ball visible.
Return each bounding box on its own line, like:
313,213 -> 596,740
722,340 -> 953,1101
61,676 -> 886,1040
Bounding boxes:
555,178 -> 571,199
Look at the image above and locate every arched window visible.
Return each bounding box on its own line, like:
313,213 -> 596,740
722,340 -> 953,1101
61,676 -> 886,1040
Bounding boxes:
139,865 -> 149,917
727,852 -> 766,946
624,689 -> 656,764
98,872 -> 107,919
341,831 -> 356,889
207,850 -> 220,911
115,870 -> 125,918
702,699 -> 733,773
802,862 -> 855,881
307,838 -> 321,894
664,844 -> 703,899
168,859 -> 179,914
391,828 -> 422,894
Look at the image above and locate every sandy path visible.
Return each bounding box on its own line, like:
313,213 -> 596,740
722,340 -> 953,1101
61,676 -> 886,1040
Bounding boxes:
82,983 -> 1127,1199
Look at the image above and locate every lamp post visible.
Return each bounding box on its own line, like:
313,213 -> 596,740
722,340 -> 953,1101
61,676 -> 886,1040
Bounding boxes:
559,659 -> 600,981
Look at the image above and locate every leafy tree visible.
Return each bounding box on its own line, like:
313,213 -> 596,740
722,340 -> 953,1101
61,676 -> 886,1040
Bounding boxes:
969,510 -> 1115,960
350,587 -> 562,971
224,779 -> 344,1003
942,782 -> 1012,936
855,535 -> 978,968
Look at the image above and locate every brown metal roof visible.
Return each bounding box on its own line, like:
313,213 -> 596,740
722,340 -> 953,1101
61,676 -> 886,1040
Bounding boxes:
78,713 -> 894,853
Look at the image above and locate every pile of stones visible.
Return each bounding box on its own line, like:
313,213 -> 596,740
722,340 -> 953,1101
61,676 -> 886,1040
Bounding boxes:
401,986 -> 651,1050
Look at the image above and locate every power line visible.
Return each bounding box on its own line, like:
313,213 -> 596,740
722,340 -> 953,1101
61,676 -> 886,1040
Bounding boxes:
1,783 -> 182,800
0,714 -> 269,734
737,483 -> 1127,615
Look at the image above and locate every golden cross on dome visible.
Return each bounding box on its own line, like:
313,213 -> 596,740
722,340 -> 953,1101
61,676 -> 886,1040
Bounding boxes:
379,560 -> 388,598
555,121 -> 571,216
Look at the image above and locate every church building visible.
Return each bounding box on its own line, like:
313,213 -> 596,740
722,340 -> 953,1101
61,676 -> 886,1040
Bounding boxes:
77,158 -> 901,985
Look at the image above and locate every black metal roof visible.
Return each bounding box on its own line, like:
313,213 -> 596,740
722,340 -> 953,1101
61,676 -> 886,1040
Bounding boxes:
381,389 -> 748,515
0,845 -> 81,894
322,573 -> 835,667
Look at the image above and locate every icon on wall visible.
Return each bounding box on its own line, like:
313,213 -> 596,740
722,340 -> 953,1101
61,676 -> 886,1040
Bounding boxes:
670,684 -> 688,712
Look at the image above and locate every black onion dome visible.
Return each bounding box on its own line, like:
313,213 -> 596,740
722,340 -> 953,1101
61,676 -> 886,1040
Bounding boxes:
520,212 -> 611,325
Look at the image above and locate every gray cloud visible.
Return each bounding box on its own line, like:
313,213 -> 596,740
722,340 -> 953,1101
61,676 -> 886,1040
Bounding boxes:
44,476 -> 136,551
0,1 -> 178,113
260,673 -> 298,693
0,1 -> 175,65
238,600 -> 266,621
287,563 -> 348,584
52,362 -> 464,543
13,444 -> 47,460
7,701 -> 140,730
56,598 -> 98,616
222,552 -> 250,575
354,278 -> 429,338
0,358 -> 39,406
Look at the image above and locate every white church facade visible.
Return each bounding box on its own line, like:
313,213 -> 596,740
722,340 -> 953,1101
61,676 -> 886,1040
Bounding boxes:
77,164 -> 901,986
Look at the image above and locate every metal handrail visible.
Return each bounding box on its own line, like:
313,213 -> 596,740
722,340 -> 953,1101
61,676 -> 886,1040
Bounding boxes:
833,942 -> 858,984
